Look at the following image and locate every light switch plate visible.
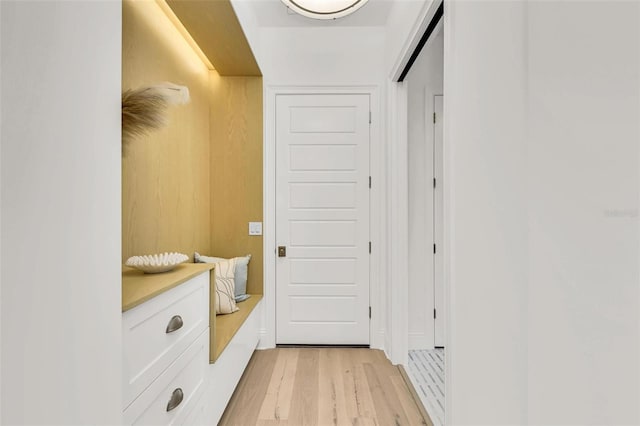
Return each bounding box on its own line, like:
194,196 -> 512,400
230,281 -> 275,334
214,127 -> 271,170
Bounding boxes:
249,222 -> 262,236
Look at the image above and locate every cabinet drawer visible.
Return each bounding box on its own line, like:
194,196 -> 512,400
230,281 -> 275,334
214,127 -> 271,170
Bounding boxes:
123,329 -> 209,426
123,272 -> 209,408
181,386 -> 206,426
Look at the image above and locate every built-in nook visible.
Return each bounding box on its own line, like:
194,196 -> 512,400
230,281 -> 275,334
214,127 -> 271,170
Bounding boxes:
121,0 -> 264,422
122,0 -> 263,347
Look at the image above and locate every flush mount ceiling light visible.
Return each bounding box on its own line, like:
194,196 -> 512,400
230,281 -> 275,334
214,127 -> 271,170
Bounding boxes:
281,0 -> 369,20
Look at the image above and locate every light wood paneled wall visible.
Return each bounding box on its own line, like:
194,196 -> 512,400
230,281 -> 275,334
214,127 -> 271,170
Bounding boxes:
210,75 -> 264,295
122,0 -> 212,262
122,0 -> 264,296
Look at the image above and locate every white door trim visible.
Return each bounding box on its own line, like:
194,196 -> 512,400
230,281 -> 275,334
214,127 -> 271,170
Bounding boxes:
385,81 -> 409,366
442,6 -> 454,423
261,85 -> 384,351
389,0 -> 443,81
433,94 -> 445,347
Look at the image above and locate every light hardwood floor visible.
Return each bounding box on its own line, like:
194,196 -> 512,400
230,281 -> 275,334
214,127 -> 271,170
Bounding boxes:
219,348 -> 431,426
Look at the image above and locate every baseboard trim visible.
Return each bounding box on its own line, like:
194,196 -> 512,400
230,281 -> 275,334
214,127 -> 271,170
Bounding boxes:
257,328 -> 271,349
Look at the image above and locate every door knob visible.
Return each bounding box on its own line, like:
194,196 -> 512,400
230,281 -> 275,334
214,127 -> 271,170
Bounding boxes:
278,246 -> 287,257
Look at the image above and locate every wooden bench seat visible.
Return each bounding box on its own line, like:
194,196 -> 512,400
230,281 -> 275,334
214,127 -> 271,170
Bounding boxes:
209,274 -> 263,362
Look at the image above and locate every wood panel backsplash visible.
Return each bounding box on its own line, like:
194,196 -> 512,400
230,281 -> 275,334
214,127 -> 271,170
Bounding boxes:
122,0 -> 264,296
122,0 -> 211,262
210,75 -> 264,295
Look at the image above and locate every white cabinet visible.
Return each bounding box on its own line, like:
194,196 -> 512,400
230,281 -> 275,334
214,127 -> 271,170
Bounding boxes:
122,269 -> 210,426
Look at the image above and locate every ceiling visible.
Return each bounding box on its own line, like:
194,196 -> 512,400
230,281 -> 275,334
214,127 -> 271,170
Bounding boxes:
242,0 -> 395,27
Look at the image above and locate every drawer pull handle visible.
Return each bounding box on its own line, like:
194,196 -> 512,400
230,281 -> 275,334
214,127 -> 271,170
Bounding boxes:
166,388 -> 184,412
165,315 -> 184,334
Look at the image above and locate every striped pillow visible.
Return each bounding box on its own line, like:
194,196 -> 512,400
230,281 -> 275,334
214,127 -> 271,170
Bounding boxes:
214,258 -> 239,315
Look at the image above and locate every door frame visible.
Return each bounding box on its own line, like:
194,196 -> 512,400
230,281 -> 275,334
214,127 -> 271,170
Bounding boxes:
262,85 -> 384,350
388,0 -> 452,421
432,93 -> 445,347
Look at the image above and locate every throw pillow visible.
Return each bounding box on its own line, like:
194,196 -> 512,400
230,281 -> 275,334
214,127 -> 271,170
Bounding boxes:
195,252 -> 252,301
214,258 -> 239,315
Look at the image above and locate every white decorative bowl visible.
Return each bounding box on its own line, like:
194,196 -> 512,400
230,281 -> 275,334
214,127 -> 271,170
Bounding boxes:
125,252 -> 189,274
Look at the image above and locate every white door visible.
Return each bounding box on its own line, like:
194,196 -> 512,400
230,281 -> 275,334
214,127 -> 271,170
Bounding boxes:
276,94 -> 370,345
434,95 -> 445,347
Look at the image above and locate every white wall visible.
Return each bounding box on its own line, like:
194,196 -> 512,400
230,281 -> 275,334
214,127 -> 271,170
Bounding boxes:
445,1 -> 639,424
445,2 -> 529,423
526,2 -> 639,424
1,2 -> 122,424
406,29 -> 443,349
258,26 -> 386,85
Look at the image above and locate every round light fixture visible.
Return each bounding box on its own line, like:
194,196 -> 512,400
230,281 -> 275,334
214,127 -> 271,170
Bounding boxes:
281,0 -> 369,20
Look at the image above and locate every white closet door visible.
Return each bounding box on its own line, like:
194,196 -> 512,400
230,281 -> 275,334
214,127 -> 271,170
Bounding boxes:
276,93 -> 370,345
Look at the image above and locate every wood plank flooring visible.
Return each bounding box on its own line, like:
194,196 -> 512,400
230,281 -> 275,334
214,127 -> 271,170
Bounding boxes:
219,348 -> 430,426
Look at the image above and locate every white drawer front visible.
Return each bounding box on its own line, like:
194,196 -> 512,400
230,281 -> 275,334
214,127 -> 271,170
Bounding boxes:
181,389 -> 206,426
124,329 -> 209,426
123,272 -> 209,408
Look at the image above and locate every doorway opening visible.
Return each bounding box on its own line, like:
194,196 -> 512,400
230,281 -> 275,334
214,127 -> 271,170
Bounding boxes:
403,10 -> 445,426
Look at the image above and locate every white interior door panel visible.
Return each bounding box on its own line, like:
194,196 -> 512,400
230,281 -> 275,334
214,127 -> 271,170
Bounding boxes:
276,94 -> 370,345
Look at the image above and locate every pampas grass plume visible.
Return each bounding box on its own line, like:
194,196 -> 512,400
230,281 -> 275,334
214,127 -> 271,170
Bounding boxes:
121,82 -> 190,143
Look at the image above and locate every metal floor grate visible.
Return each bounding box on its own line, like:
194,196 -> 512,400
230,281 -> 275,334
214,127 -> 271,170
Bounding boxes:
408,349 -> 445,426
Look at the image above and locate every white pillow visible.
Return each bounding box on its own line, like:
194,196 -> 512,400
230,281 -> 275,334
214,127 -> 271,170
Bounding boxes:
195,252 -> 251,301
214,258 -> 239,315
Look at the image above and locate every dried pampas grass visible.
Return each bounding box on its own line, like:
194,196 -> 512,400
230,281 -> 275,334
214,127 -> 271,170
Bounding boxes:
122,87 -> 167,142
122,82 -> 190,143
